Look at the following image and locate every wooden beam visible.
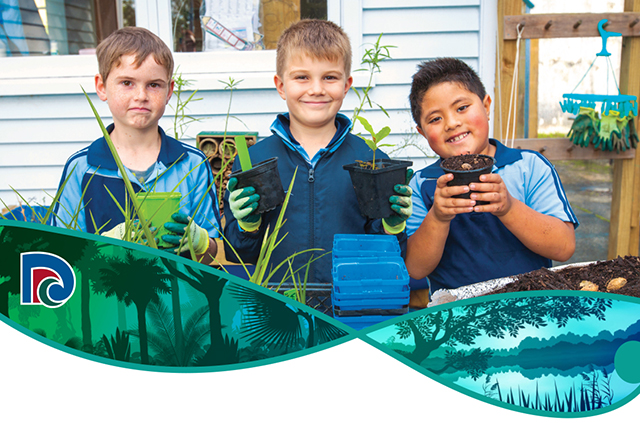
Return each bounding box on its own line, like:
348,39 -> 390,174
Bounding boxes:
510,139 -> 636,161
495,0 -> 525,141
612,0 -> 640,257
504,12 -> 640,39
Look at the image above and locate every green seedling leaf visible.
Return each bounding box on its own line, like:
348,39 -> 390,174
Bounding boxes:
235,135 -> 253,172
376,126 -> 391,141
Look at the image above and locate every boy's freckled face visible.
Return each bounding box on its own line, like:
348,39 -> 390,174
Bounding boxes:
95,53 -> 173,133
274,54 -> 353,133
417,81 -> 493,159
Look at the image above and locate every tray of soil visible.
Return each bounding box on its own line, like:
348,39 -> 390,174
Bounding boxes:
343,158 -> 413,219
229,157 -> 285,213
427,256 -> 640,307
440,154 -> 495,205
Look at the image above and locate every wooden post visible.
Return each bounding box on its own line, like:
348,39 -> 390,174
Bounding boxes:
495,0 -> 525,140
610,0 -> 640,258
528,39 -> 539,138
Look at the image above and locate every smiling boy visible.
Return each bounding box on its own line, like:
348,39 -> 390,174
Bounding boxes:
223,19 -> 413,286
53,27 -> 220,262
405,58 -> 578,304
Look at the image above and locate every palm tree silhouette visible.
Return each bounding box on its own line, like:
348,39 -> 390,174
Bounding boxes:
129,298 -> 210,366
100,250 -> 171,364
227,282 -> 347,352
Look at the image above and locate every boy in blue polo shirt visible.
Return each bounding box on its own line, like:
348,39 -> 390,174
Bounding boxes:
406,58 -> 578,306
53,27 -> 220,262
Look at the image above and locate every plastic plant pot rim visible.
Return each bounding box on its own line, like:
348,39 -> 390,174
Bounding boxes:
439,154 -> 496,174
136,191 -> 182,200
229,157 -> 279,179
343,158 -> 413,175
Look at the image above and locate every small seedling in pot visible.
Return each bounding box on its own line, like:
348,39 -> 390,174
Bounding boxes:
354,115 -> 393,170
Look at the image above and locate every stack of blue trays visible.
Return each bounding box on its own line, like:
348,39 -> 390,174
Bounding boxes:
332,234 -> 410,329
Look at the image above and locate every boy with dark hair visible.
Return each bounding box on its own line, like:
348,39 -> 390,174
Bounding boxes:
223,19 -> 413,284
406,57 -> 578,306
53,27 -> 220,262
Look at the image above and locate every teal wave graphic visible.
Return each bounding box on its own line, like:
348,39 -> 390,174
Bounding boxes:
3,220 -> 640,416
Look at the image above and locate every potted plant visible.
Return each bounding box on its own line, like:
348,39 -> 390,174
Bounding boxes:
228,135 -> 285,213
440,154 -> 495,205
343,116 -> 413,219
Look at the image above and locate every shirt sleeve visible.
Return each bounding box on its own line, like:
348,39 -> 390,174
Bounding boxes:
186,156 -> 222,238
503,152 -> 579,228
406,170 -> 432,237
51,156 -> 88,232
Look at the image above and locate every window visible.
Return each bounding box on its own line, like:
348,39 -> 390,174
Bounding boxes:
173,0 -> 327,52
0,0 -> 135,56
0,0 -> 327,56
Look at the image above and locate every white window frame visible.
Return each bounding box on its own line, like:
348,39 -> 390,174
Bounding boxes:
0,0 -> 365,97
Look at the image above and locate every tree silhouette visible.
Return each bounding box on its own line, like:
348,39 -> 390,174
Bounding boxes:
129,298 -> 210,366
393,296 -> 612,378
99,250 -> 171,364
227,282 -> 347,352
73,242 -> 107,348
161,258 -> 229,365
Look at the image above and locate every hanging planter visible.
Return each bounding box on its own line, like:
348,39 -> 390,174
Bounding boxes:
561,19 -> 639,153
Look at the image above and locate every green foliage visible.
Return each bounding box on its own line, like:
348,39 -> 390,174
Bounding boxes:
350,34 -> 396,169
101,328 -> 131,362
488,366 -> 616,413
168,68 -> 207,141
393,296 -> 613,375
351,33 -> 394,125
215,77 -> 249,204
354,115 -> 393,168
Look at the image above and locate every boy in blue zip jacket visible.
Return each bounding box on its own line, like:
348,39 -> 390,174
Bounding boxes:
223,19 -> 413,285
53,27 -> 220,262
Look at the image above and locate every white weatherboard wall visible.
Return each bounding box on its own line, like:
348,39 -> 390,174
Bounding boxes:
0,0 -> 496,208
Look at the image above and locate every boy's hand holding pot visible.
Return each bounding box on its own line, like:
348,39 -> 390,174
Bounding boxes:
228,177 -> 262,232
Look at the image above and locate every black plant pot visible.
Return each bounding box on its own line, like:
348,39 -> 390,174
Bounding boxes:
343,159 -> 413,219
440,154 -> 495,205
230,157 -> 285,213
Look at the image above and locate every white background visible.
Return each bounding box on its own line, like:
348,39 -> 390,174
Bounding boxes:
0,321 -> 637,422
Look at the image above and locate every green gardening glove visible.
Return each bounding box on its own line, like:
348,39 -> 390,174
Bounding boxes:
567,107 -> 598,148
595,110 -> 621,151
383,168 -> 414,234
161,213 -> 210,255
613,114 -> 631,152
227,177 -> 262,232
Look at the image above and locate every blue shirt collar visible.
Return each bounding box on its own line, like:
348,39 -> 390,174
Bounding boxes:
87,124 -> 187,169
422,139 -> 522,178
270,113 -> 353,161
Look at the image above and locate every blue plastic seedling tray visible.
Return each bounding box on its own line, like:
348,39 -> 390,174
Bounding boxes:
332,256 -> 409,290
331,295 -> 409,311
332,285 -> 409,301
332,234 -> 401,259
334,314 -> 395,330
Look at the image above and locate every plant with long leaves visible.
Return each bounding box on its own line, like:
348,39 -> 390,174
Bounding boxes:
168,68 -> 208,141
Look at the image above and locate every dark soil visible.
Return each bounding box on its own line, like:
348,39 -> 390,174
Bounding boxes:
441,154 -> 494,172
492,256 -> 640,297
